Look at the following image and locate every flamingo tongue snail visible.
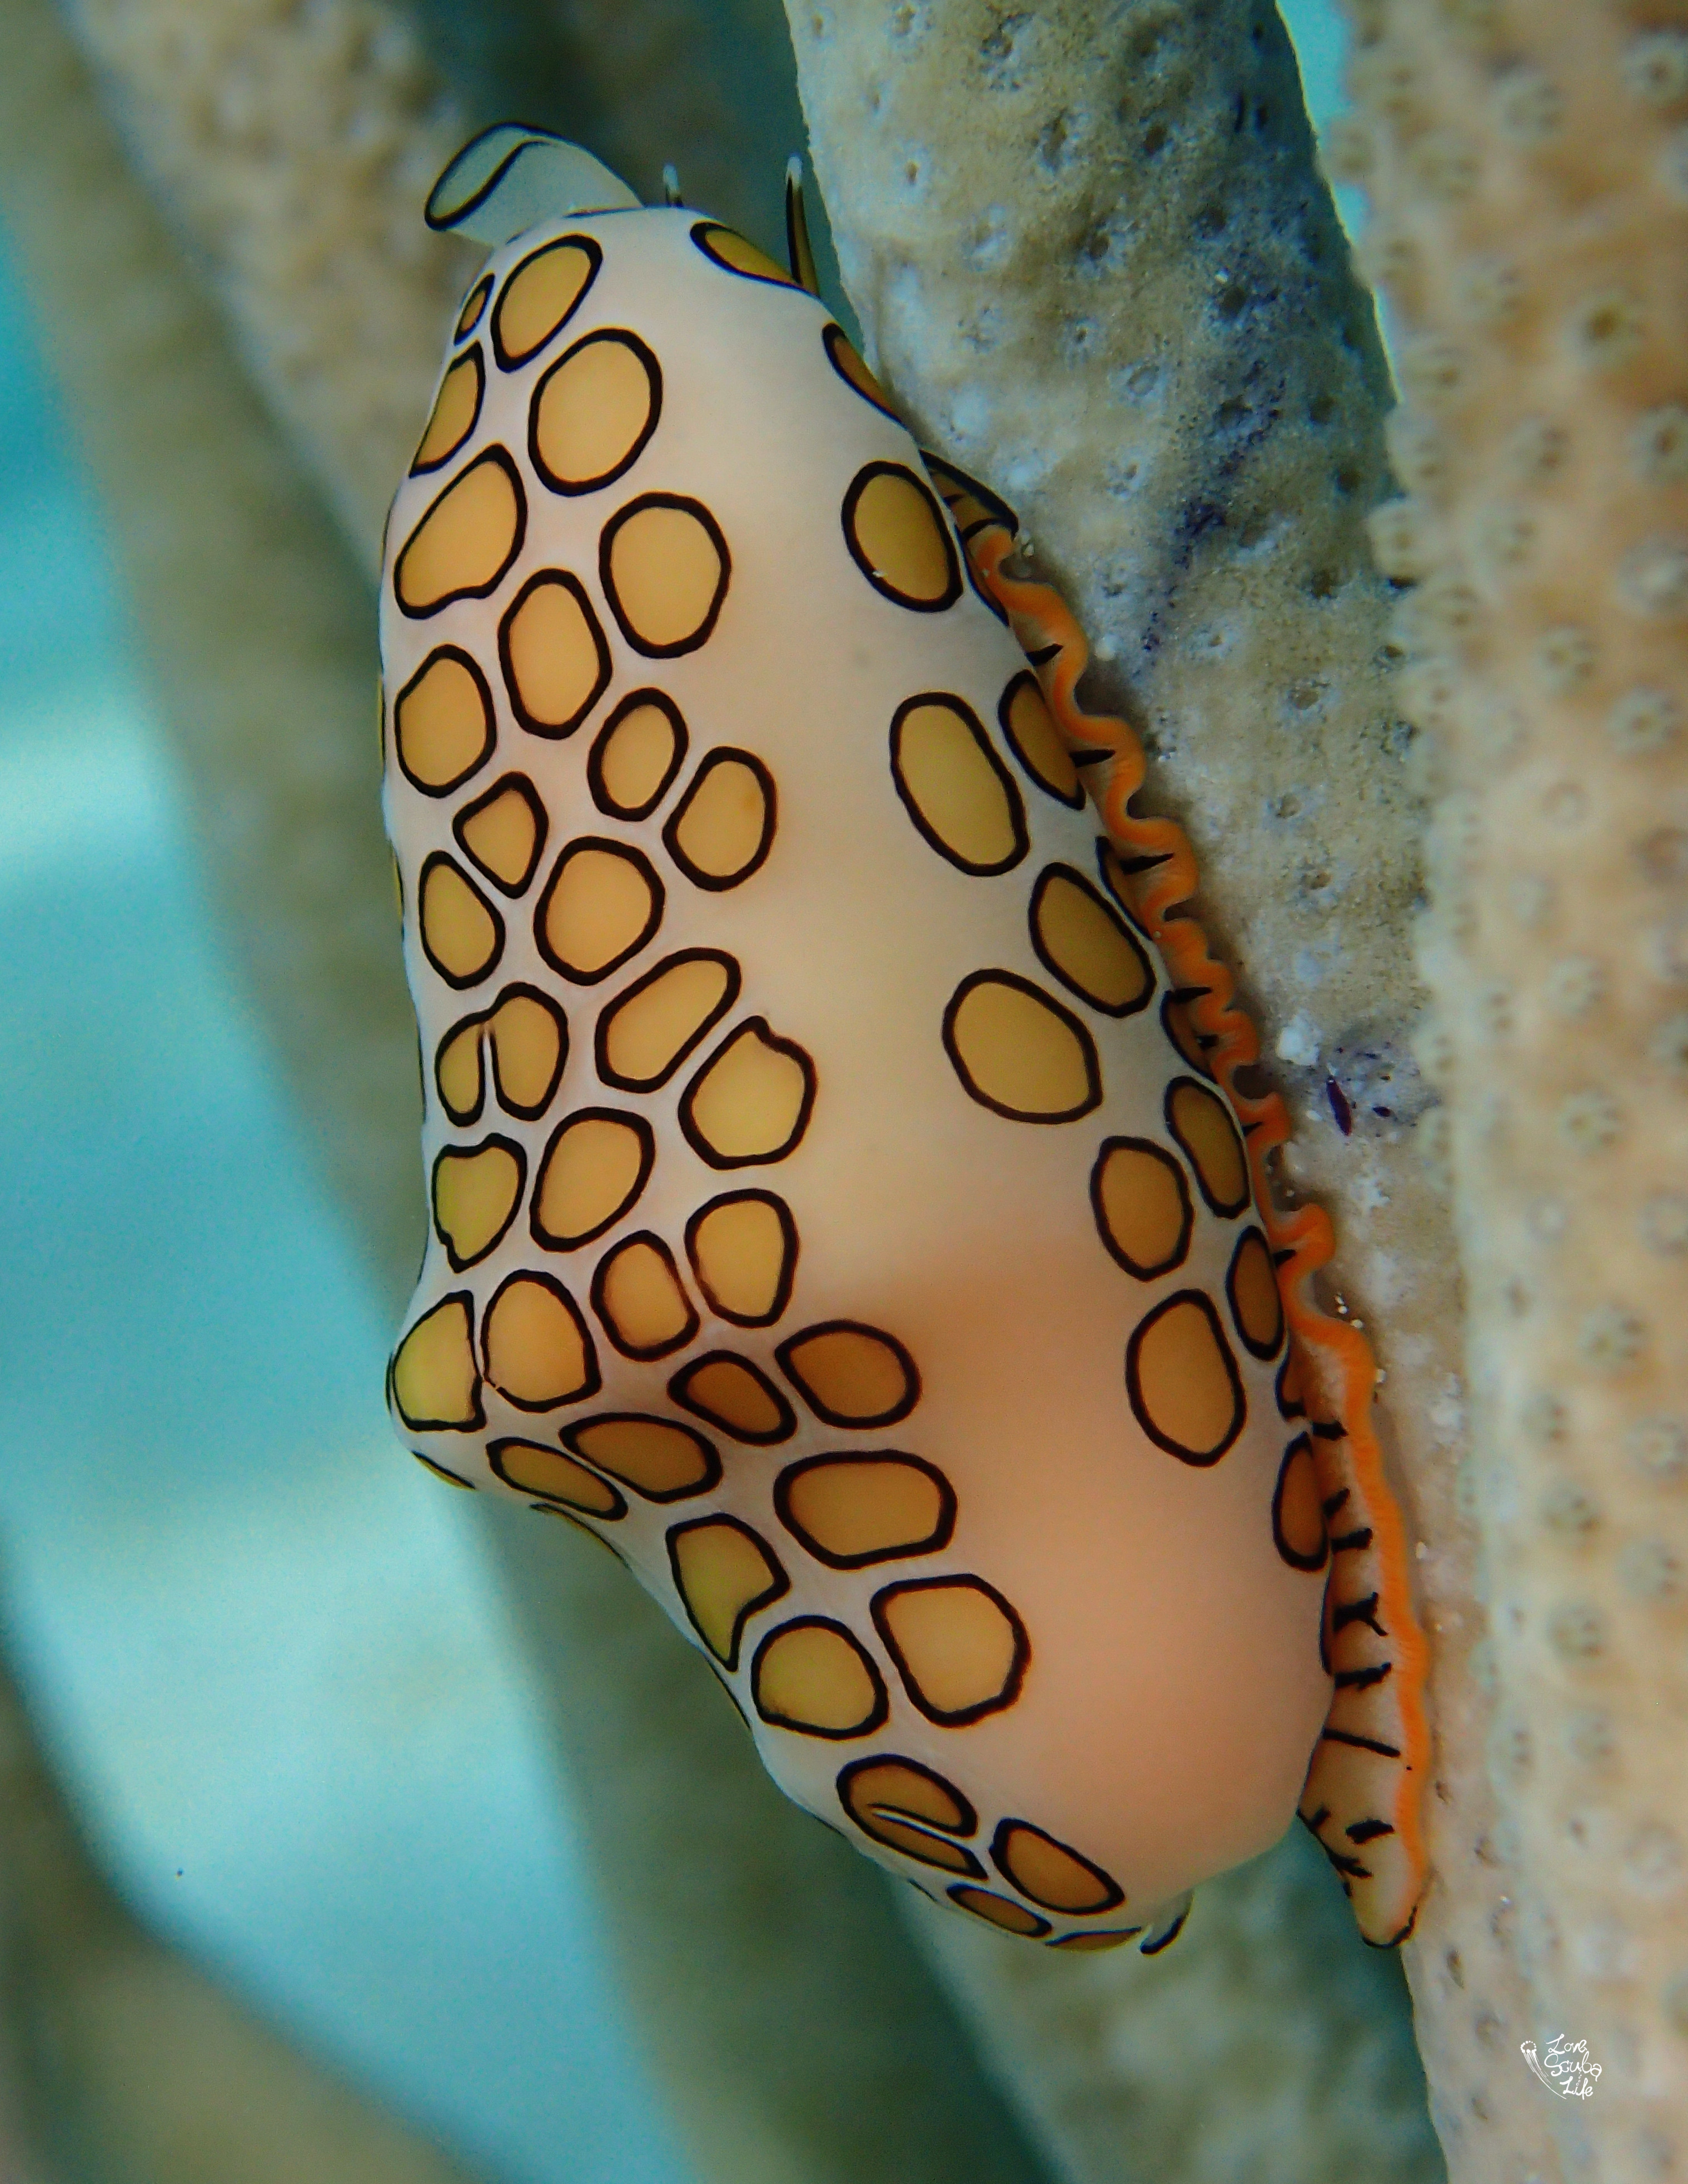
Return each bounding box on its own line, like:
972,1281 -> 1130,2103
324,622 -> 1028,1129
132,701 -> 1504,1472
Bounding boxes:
379,123 -> 1430,1952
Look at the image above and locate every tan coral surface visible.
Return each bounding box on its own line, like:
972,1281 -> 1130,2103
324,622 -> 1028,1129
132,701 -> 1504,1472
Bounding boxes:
904,1829 -> 1440,2184
1342,1 -> 1688,2175
59,0 -> 477,565
784,0 -> 1540,2175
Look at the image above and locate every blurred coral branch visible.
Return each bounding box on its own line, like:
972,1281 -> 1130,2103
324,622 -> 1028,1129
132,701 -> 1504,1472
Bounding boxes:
0,1626 -> 485,2184
1344,1 -> 1688,2172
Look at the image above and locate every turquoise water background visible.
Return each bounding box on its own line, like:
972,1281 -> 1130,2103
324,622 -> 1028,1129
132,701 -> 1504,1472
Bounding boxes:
0,7 -> 1353,2178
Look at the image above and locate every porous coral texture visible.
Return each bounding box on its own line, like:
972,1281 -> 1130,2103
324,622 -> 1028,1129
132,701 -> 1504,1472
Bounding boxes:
784,0 -> 1538,2173
1343,1 -> 1688,2175
56,0 -> 478,568
905,1824 -> 1441,2184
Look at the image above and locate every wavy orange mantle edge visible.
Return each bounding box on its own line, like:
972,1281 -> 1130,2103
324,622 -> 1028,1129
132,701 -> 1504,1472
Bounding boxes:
970,518 -> 1432,1948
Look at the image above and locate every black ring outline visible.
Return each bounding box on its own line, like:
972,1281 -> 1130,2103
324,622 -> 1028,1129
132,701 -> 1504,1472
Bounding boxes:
392,645 -> 497,798
678,1017 -> 818,1170
945,1885 -> 1052,1939
424,126 -> 599,240
590,1230 -> 701,1361
1161,989 -> 1218,1083
922,446 -> 1018,625
480,1269 -> 601,1413
430,1132 -> 527,1271
667,1350 -> 798,1445
921,452 -> 1013,624
1124,1288 -> 1247,1467
775,1319 -> 921,1430
663,747 -> 778,891
840,460 -> 963,614
821,322 -> 899,419
560,1411 -> 722,1503
941,969 -> 1103,1125
1226,1224 -> 1286,1362
997,668 -> 1086,810
888,692 -> 1028,877
870,1574 -> 1030,1727
1275,1348 -> 1308,1421
1273,1434 -> 1330,1572
412,1450 -> 476,1489
529,1105 -> 655,1251
454,275 -> 492,340
836,1753 -> 984,1878
989,1819 -> 1126,1915
1140,1904 -> 1190,1955
587,687 -> 689,820
1093,837 -> 1158,941
497,566 -> 613,739
533,835 -> 665,986
684,1188 -> 798,1327
599,491 -> 733,660
1089,1135 -> 1194,1281
690,219 -> 797,288
433,1008 -> 487,1128
417,851 -> 505,991
410,345 -> 485,477
751,1616 -> 890,1741
918,455 -> 1017,629
451,771 -> 550,897
488,1435 -> 627,1521
837,1756 -> 978,1836
478,991 -> 567,1126
774,1451 -> 955,1570
482,983 -> 569,1121
490,233 -> 603,370
594,948 -> 741,1094
922,450 -> 1019,538
1164,1076 -> 1251,1219
1028,862 -> 1154,1018
432,987 -> 563,1126
666,1514 -> 790,1670
389,1294 -> 485,1433
529,326 -> 663,497
394,445 -> 527,619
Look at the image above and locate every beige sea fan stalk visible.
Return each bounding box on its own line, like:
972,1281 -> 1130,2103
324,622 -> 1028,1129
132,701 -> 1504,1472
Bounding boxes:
784,0 -> 1555,2176
1338,0 -> 1688,2175
53,0 -> 479,560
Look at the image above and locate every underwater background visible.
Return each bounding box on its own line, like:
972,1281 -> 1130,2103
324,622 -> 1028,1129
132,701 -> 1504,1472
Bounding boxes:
0,4 -> 1446,2181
